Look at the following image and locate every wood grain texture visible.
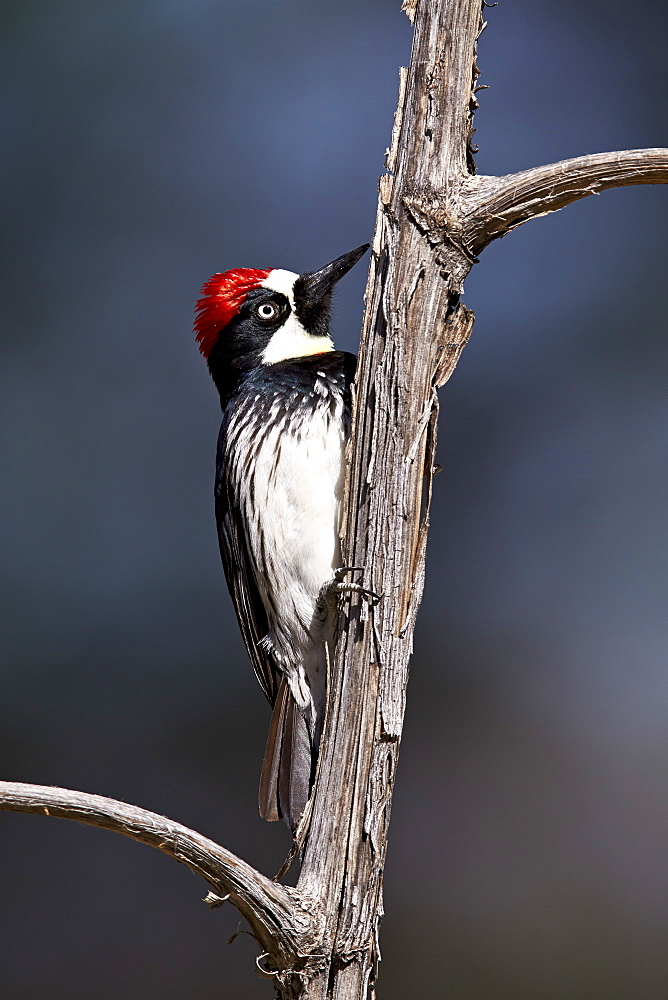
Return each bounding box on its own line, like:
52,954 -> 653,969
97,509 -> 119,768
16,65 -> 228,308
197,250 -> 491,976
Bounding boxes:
464,148 -> 668,254
292,3 -> 485,996
0,781 -> 313,968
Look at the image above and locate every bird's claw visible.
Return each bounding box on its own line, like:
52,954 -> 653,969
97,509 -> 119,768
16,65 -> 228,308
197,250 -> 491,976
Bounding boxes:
321,566 -> 381,606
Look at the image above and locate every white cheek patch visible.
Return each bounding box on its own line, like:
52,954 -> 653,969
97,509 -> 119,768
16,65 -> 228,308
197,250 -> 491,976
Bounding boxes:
260,269 -> 335,365
261,316 -> 335,365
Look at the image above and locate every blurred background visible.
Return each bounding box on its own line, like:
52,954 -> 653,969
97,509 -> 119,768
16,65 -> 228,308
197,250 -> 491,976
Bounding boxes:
0,1 -> 666,997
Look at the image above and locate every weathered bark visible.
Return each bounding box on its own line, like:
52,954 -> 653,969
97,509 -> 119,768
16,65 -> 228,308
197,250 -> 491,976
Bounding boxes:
1,3 -> 666,998
465,148 -> 668,254
0,781 -> 310,967
270,4 -> 668,996
292,5 -> 486,995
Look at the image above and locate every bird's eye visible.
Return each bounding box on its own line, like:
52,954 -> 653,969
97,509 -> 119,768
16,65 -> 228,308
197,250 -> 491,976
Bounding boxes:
256,302 -> 278,321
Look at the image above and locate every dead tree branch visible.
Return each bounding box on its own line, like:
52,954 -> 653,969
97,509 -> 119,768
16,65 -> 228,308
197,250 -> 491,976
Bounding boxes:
288,4 -> 667,997
464,148 -> 668,254
0,782 -> 313,968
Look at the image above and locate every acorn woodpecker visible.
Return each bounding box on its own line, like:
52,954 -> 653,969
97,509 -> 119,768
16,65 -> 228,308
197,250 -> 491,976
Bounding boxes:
195,244 -> 370,832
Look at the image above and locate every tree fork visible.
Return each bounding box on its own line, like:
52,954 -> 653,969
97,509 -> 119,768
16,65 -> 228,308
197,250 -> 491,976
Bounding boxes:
1,3 -> 666,998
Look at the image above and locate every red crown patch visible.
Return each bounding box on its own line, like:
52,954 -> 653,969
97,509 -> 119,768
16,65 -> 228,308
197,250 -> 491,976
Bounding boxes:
195,268 -> 272,359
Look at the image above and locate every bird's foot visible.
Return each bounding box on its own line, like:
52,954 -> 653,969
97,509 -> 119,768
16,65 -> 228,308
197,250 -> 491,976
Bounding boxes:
318,566 -> 381,610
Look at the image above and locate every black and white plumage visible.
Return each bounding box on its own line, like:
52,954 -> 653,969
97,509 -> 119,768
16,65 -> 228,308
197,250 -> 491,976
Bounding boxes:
195,245 -> 369,831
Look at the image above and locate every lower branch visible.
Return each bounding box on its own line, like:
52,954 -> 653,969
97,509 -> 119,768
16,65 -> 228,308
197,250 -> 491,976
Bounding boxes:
0,781 -> 313,967
465,147 -> 668,253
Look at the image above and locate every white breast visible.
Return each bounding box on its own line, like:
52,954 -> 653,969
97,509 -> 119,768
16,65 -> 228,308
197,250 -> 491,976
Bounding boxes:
227,389 -> 346,642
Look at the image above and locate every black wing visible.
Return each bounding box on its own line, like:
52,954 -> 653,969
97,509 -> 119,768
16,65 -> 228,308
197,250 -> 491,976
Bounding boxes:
214,425 -> 279,707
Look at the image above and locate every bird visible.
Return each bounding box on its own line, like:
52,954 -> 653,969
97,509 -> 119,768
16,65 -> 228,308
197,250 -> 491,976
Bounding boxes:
195,244 -> 370,832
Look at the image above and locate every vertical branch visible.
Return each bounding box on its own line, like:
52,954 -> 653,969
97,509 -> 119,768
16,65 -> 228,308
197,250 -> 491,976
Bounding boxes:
296,3 -> 484,997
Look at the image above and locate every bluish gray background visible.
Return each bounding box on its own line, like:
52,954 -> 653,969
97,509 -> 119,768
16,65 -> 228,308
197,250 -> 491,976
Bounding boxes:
1,2 -> 666,997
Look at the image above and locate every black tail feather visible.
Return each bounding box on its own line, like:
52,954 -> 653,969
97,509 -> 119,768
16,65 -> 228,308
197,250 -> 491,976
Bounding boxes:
258,677 -> 315,832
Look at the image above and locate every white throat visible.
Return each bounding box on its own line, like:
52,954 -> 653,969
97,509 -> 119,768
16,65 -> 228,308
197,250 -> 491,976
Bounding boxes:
260,269 -> 334,365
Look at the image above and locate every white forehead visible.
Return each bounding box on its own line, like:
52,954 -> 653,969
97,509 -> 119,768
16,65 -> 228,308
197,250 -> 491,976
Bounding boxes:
261,269 -> 299,302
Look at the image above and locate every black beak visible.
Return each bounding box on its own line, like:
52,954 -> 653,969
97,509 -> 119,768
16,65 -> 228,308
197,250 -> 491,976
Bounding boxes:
293,244 -> 370,337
